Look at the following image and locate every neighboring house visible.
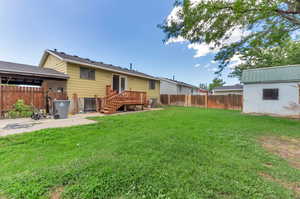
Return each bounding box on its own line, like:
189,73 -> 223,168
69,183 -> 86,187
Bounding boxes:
39,49 -> 160,113
0,60 -> 68,89
212,84 -> 243,95
241,65 -> 300,117
160,78 -> 207,95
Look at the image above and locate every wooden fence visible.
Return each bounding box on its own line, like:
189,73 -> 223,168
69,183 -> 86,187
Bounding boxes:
160,94 -> 243,110
0,85 -> 67,117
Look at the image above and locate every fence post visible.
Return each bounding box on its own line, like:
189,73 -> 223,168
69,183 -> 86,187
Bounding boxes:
0,83 -> 2,117
94,95 -> 99,112
205,94 -> 208,108
72,93 -> 79,114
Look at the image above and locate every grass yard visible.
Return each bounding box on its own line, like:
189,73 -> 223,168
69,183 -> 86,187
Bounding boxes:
1,107 -> 300,199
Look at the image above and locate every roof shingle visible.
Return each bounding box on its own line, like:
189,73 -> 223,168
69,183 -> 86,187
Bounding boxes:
46,50 -> 158,80
0,60 -> 69,79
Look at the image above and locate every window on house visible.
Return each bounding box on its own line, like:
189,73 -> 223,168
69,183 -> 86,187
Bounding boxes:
80,67 -> 95,80
149,80 -> 156,89
57,87 -> 64,93
84,98 -> 96,112
178,85 -> 182,93
263,88 -> 279,100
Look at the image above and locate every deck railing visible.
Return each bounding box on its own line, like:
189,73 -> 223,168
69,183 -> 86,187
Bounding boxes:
101,85 -> 148,113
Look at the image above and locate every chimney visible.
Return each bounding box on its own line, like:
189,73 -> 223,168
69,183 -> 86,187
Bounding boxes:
54,49 -> 57,52
173,75 -> 175,80
130,63 -> 133,70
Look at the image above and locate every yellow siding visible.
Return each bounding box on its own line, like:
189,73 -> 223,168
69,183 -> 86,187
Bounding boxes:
66,63 -> 160,99
42,54 -> 67,74
66,63 -> 112,98
127,77 -> 160,99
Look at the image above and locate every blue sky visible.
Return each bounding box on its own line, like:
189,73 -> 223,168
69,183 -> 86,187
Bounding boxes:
0,0 -> 239,86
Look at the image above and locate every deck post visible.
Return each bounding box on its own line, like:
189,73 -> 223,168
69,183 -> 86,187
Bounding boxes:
95,95 -> 99,112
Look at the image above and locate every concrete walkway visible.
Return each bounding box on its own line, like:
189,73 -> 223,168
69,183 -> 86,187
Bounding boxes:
0,113 -> 103,137
0,108 -> 163,137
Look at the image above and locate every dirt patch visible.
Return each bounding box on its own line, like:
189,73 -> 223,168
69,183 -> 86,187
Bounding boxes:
260,136 -> 300,169
50,187 -> 64,199
260,172 -> 300,196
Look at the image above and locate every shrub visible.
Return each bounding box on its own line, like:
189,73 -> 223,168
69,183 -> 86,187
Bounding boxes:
8,100 -> 33,118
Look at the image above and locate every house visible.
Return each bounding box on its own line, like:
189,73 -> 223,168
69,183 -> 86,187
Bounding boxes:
212,84 -> 243,95
0,60 -> 68,89
241,65 -> 300,117
159,78 -> 207,95
39,49 -> 161,113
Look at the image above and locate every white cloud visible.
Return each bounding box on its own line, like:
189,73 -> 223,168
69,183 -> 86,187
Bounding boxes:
166,6 -> 183,27
187,43 -> 219,58
211,60 -> 217,64
204,63 -> 210,68
194,63 -> 201,68
165,2 -> 250,69
228,54 -> 244,69
208,67 -> 219,72
166,36 -> 187,44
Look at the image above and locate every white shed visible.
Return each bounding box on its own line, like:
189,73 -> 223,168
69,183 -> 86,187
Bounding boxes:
241,65 -> 300,117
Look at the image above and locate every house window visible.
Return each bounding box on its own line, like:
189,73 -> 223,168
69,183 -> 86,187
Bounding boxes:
178,85 -> 182,93
263,88 -> 279,100
57,87 -> 64,93
149,80 -> 156,90
84,98 -> 96,112
80,67 -> 95,80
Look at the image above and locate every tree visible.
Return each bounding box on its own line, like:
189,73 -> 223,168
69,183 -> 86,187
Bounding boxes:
199,83 -> 208,90
208,78 -> 226,91
160,0 -> 300,72
231,41 -> 300,79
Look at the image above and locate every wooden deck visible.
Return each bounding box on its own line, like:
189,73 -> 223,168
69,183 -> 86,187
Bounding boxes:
101,86 -> 148,114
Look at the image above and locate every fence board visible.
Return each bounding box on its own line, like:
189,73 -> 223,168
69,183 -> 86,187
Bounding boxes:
160,94 -> 243,110
0,85 -> 68,117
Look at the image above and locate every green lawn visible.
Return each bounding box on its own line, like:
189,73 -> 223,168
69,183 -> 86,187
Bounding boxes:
1,107 -> 300,199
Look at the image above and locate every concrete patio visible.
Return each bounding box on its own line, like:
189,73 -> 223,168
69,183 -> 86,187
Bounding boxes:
0,108 -> 163,137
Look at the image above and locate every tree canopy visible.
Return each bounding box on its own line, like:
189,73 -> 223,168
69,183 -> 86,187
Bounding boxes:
208,78 -> 226,91
231,41 -> 300,79
160,0 -> 300,72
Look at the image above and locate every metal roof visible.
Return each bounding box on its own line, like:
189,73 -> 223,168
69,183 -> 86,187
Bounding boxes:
241,65 -> 300,84
41,50 -> 159,81
0,60 -> 69,79
214,84 -> 243,91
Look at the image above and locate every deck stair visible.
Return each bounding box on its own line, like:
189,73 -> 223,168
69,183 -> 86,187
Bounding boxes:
101,86 -> 147,114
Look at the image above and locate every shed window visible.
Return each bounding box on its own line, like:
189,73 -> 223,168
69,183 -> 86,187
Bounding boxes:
80,67 -> 95,80
149,80 -> 156,89
263,89 -> 279,100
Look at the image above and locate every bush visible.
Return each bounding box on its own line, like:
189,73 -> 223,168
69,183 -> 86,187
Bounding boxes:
8,100 -> 33,118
